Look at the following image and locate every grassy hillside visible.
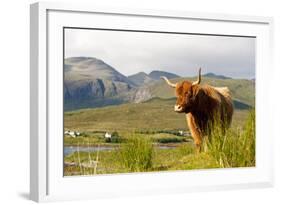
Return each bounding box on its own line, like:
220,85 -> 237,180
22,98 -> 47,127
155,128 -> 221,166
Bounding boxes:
64,97 -> 249,133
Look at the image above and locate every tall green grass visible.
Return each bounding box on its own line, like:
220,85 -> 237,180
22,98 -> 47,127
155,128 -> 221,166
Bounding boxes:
205,110 -> 255,168
120,134 -> 154,172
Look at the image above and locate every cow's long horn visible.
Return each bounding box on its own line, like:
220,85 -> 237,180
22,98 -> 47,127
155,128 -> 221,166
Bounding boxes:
192,68 -> 202,85
160,76 -> 177,88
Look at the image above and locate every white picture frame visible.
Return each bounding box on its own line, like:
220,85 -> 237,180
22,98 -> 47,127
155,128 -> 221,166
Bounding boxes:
30,2 -> 274,202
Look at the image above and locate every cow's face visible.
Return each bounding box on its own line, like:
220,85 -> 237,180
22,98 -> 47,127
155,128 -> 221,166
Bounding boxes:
161,68 -> 202,114
174,81 -> 194,113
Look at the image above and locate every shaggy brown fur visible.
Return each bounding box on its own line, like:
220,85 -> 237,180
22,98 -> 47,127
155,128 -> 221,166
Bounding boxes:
177,82 -> 233,152
162,71 -> 233,152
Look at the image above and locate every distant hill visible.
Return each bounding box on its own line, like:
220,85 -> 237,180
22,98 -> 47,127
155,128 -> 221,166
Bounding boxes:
64,57 -> 134,85
149,76 -> 255,107
128,72 -> 156,86
149,70 -> 180,80
128,70 -> 180,86
64,57 -> 136,110
64,97 -> 250,132
203,72 -> 231,79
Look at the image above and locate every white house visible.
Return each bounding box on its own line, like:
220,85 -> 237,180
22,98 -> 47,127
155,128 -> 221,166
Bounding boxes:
68,131 -> 76,138
104,132 -> 112,139
64,130 -> 80,138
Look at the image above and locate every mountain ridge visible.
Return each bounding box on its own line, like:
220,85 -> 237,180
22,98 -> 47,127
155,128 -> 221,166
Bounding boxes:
64,57 -> 136,110
64,57 -> 255,111
128,72 -> 155,86
149,70 -> 180,80
202,72 -> 232,79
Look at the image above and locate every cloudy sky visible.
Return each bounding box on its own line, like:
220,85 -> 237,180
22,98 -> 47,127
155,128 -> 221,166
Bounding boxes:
65,28 -> 255,79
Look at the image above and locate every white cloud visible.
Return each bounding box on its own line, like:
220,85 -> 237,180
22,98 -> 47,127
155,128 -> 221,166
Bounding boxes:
65,28 -> 255,79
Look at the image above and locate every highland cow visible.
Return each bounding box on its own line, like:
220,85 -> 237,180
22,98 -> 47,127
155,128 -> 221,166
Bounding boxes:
161,68 -> 233,152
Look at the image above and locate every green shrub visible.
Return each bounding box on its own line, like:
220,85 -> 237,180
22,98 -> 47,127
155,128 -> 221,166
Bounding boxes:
205,110 -> 255,168
120,134 -> 154,172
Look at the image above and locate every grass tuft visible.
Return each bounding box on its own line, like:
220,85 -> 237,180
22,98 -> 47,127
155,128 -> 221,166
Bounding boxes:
120,134 -> 154,172
205,110 -> 255,168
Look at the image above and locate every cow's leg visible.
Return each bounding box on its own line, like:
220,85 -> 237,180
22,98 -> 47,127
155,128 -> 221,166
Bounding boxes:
186,113 -> 202,153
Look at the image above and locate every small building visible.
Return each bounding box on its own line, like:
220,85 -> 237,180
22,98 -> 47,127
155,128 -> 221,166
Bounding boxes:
64,130 -> 80,138
178,130 -> 191,137
178,130 -> 184,136
69,131 -> 76,138
104,132 -> 112,139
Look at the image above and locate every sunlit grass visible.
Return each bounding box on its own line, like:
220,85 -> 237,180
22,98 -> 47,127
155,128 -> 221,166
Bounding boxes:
119,134 -> 154,172
204,110 -> 255,168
